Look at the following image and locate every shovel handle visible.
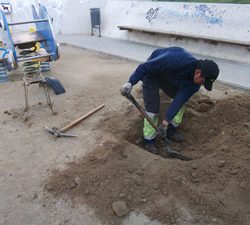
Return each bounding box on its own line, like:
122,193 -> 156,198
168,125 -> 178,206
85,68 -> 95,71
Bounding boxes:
126,94 -> 160,132
60,104 -> 105,132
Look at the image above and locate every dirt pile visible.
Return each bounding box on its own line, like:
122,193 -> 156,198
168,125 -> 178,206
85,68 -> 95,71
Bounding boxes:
46,92 -> 250,225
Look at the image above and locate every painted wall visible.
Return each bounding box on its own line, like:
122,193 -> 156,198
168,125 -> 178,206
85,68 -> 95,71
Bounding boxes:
3,0 -> 250,62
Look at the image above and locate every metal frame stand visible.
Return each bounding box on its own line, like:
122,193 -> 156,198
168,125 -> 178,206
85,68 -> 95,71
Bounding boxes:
23,74 -> 54,118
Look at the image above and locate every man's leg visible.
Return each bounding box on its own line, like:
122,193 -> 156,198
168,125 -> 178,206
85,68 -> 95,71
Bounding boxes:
142,77 -> 160,153
159,79 -> 185,142
171,105 -> 185,127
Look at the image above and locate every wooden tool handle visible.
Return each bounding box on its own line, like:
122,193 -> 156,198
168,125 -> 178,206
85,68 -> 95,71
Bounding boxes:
60,104 -> 105,132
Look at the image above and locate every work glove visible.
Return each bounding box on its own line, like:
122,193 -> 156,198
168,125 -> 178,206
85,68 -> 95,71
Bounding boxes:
120,82 -> 132,96
158,123 -> 168,138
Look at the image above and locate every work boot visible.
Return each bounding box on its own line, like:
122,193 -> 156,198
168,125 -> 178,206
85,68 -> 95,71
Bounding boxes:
167,124 -> 184,143
144,139 -> 158,154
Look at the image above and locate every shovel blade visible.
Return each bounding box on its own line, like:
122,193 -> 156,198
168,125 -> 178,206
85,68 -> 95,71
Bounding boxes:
165,146 -> 192,161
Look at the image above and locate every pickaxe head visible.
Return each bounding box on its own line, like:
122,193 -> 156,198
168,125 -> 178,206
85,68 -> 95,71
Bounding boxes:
44,126 -> 77,137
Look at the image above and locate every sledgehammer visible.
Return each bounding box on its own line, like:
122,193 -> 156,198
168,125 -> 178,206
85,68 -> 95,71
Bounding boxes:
124,93 -> 192,161
45,104 -> 105,137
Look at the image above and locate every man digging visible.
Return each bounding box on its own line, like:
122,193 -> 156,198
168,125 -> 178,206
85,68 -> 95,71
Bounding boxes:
121,47 -> 219,154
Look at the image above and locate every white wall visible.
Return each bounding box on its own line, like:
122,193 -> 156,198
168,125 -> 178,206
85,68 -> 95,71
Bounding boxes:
8,0 -> 106,34
100,0 -> 250,63
102,1 -> 250,44
4,0 -> 250,62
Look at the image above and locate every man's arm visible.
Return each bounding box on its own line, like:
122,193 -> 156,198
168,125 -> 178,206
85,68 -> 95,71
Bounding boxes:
165,85 -> 200,123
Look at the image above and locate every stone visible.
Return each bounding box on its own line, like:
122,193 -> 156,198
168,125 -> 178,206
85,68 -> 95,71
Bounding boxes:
112,201 -> 130,217
70,182 -> 77,189
231,169 -> 238,175
191,164 -> 198,170
84,190 -> 90,195
74,177 -> 80,185
120,151 -> 128,158
218,160 -> 226,168
12,114 -> 18,119
244,122 -> 250,129
119,193 -> 125,198
136,169 -> 144,176
33,193 -> 38,200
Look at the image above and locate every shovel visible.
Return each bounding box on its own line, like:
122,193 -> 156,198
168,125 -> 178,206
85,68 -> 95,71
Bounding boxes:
125,93 -> 192,161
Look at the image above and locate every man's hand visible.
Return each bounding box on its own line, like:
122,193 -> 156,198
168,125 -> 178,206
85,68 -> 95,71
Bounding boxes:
158,120 -> 169,137
120,82 -> 132,96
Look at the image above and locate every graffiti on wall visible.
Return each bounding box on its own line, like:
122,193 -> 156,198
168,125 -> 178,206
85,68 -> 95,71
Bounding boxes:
145,7 -> 159,23
160,4 -> 224,26
193,4 -> 224,25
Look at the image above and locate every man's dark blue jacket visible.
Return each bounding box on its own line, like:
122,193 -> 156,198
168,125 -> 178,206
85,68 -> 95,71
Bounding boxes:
128,47 -> 200,122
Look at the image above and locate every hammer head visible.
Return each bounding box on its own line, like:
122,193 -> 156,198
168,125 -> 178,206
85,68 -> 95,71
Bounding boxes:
44,126 -> 77,137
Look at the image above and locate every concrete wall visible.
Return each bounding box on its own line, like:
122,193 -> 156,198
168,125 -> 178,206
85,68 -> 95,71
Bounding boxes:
101,0 -> 250,63
102,1 -> 250,43
3,0 -> 250,63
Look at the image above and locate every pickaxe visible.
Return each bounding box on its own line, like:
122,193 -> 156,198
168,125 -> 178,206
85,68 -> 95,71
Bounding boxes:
124,93 -> 192,161
45,104 -> 105,137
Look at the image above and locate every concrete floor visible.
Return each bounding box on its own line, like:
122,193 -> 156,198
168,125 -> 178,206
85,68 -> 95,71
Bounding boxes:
57,34 -> 250,90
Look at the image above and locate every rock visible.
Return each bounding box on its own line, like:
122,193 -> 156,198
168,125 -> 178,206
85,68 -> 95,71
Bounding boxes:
244,122 -> 250,129
136,169 -> 144,176
74,177 -> 80,186
218,160 -> 226,168
240,181 -> 246,188
112,201 -> 130,217
191,164 -> 198,170
191,172 -> 197,178
120,151 -> 128,158
119,193 -> 125,198
33,193 -> 38,200
84,190 -> 90,195
231,169 -> 238,175
191,172 -> 199,183
12,114 -> 18,119
46,184 -> 53,191
90,156 -> 96,161
70,182 -> 77,189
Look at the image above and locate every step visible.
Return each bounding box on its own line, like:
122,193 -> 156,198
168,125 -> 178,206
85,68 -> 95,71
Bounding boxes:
12,31 -> 45,47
